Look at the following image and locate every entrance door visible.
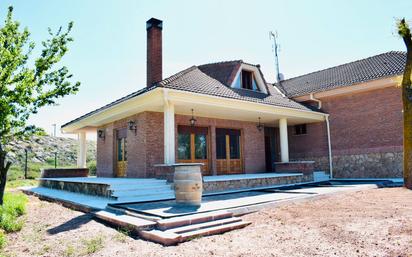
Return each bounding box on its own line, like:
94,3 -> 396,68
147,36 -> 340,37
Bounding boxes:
264,127 -> 276,172
116,128 -> 127,177
216,128 -> 243,174
177,126 -> 211,175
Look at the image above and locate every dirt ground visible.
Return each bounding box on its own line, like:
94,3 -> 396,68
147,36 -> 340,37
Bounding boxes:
5,187 -> 412,257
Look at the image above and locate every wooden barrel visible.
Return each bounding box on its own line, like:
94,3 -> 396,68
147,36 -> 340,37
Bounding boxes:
173,165 -> 203,206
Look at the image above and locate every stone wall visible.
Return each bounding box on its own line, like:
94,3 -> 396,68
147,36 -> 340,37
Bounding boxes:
203,174 -> 314,193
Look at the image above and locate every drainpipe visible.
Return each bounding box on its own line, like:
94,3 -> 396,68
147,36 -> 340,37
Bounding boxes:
325,115 -> 333,179
310,93 -> 322,109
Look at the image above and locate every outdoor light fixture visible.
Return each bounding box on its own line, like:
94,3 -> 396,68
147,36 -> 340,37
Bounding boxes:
128,120 -> 137,135
189,109 -> 197,127
97,129 -> 105,140
256,117 -> 264,131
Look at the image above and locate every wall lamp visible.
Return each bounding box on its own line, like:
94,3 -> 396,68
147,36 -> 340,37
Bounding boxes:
128,120 -> 137,135
97,129 -> 105,140
256,117 -> 264,131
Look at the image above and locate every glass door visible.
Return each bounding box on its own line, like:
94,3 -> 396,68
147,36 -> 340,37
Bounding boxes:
116,128 -> 127,177
177,126 -> 210,175
216,128 -> 243,174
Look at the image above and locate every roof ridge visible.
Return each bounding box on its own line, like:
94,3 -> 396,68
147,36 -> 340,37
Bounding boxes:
197,60 -> 243,67
281,51 -> 406,83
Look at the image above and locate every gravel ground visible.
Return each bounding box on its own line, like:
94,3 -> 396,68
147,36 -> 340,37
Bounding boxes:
5,187 -> 412,257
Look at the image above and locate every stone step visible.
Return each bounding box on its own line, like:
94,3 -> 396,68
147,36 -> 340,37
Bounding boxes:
169,217 -> 242,234
139,219 -> 251,246
157,210 -> 233,231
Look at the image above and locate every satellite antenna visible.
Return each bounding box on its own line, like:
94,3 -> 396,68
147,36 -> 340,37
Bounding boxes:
269,31 -> 282,83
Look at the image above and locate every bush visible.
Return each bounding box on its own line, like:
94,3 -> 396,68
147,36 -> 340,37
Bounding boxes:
0,231 -> 6,250
6,166 -> 23,181
87,161 -> 96,176
0,193 -> 28,233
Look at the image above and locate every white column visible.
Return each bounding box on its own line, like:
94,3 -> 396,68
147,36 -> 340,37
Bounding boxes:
164,101 -> 175,164
77,132 -> 87,168
279,118 -> 289,163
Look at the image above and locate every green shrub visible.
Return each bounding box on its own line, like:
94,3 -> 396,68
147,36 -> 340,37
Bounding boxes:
0,213 -> 23,233
6,166 -> 23,181
0,231 -> 6,249
87,160 -> 96,176
0,193 -> 28,233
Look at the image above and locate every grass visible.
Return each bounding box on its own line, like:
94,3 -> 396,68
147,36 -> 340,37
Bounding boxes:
82,235 -> 104,255
63,245 -> 75,257
0,193 -> 28,233
6,179 -> 38,191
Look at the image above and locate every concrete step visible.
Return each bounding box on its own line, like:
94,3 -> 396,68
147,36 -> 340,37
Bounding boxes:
94,210 -> 156,231
109,183 -> 170,191
109,181 -> 169,190
139,219 -> 251,246
111,188 -> 174,198
115,192 -> 175,203
109,184 -> 172,193
157,210 -> 233,231
169,217 -> 242,234
179,220 -> 251,241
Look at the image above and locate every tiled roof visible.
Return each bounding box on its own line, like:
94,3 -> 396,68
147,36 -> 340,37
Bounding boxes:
157,65 -> 311,111
278,51 -> 406,97
62,61 -> 314,128
198,60 -> 242,86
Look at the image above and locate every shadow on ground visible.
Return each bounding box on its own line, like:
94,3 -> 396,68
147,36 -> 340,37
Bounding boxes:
47,213 -> 93,235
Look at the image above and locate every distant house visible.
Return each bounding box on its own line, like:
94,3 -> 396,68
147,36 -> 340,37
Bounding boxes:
61,18 -> 405,179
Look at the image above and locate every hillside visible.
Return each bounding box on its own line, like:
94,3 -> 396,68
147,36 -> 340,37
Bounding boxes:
6,135 -> 96,168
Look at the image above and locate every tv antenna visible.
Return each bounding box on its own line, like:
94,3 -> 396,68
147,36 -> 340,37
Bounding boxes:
269,31 -> 282,83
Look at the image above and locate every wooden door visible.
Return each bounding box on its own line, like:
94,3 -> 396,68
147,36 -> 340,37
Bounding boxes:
177,126 -> 211,175
116,128 -> 127,177
216,128 -> 243,174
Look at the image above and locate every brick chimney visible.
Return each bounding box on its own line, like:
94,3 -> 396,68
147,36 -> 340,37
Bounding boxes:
146,18 -> 163,87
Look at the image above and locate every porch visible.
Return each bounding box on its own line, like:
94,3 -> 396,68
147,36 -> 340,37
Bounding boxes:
62,88 -> 332,178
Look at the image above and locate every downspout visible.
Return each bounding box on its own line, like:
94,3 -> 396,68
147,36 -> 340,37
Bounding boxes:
325,115 -> 333,179
310,93 -> 322,109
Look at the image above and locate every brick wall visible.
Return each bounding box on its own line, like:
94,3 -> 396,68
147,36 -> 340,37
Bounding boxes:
290,86 -> 403,178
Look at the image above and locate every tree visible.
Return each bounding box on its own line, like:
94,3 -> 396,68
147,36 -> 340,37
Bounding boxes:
0,6 -> 80,204
398,19 -> 412,189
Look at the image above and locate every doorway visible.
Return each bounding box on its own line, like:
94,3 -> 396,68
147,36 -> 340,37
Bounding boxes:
216,128 -> 243,174
264,127 -> 276,172
115,128 -> 127,177
177,126 -> 211,175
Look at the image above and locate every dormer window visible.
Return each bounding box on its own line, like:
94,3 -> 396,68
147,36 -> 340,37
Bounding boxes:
231,64 -> 267,93
241,70 -> 253,90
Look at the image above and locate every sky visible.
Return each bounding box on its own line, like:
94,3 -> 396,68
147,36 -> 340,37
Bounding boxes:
0,0 -> 411,138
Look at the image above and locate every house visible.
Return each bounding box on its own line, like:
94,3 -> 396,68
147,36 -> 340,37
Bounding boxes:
61,18 -> 405,180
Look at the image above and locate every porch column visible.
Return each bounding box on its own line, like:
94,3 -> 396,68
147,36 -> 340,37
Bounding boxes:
164,101 -> 175,164
279,118 -> 289,163
77,132 -> 87,168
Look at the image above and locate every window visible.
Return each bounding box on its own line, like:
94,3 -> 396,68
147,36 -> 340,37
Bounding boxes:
229,134 -> 240,159
195,134 -> 207,159
216,133 -> 226,159
178,133 -> 191,160
241,70 -> 253,90
294,124 -> 307,135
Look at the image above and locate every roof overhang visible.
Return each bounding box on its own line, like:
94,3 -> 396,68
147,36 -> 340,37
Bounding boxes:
62,87 -> 327,133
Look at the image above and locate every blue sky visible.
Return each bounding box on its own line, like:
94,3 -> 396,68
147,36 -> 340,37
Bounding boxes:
1,0 -> 411,137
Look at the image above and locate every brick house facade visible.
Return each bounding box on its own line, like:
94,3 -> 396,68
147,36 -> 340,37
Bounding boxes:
62,18 -> 406,179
